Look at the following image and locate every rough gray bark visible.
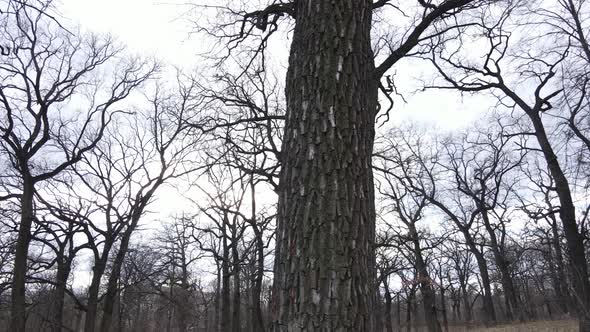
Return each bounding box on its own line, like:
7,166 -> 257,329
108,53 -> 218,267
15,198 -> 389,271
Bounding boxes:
246,0 -> 487,330
270,0 -> 377,330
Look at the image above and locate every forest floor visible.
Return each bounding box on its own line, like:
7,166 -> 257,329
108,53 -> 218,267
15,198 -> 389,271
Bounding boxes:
446,319 -> 578,332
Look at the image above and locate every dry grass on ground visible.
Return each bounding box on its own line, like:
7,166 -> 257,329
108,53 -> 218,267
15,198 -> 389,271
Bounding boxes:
446,319 -> 578,332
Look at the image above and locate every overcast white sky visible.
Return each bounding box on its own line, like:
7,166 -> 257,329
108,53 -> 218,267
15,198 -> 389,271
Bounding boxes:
61,0 -> 196,65
59,0 -> 484,129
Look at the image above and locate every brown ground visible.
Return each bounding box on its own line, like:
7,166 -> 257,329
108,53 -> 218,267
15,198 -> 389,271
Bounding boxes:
446,320 -> 578,332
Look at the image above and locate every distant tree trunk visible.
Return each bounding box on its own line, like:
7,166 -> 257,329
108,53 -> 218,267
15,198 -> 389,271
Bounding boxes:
85,257 -> 108,332
548,214 -> 571,314
246,271 -> 253,332
134,298 -> 142,332
10,177 -> 34,332
270,0 -> 377,330
522,277 -> 537,320
376,292 -> 384,332
463,231 -> 496,324
204,302 -> 210,332
74,310 -> 83,332
396,292 -> 401,332
532,265 -> 552,319
167,290 -> 173,332
249,177 -> 265,332
451,289 -> 460,322
410,224 -> 441,332
49,255 -> 73,332
252,235 -> 265,332
406,287 -> 416,332
117,291 -> 124,332
100,232 -> 133,332
440,277 -> 449,332
221,214 -> 231,332
384,281 -> 393,332
460,279 -> 471,323
178,278 -> 189,331
175,242 -> 190,332
215,262 -> 222,332
231,233 -> 241,332
480,211 -> 520,321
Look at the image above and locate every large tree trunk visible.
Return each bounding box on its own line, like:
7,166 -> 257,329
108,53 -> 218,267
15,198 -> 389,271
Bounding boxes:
10,176 -> 34,332
271,1 -> 377,330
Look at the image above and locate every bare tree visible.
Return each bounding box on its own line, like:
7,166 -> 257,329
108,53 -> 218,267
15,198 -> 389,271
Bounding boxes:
376,149 -> 443,332
31,187 -> 92,332
376,126 -> 499,324
192,164 -> 252,332
439,126 -> 525,321
155,215 -> 205,332
517,157 -> 574,314
425,1 -> 590,327
0,1 -> 156,330
73,82 -> 204,332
